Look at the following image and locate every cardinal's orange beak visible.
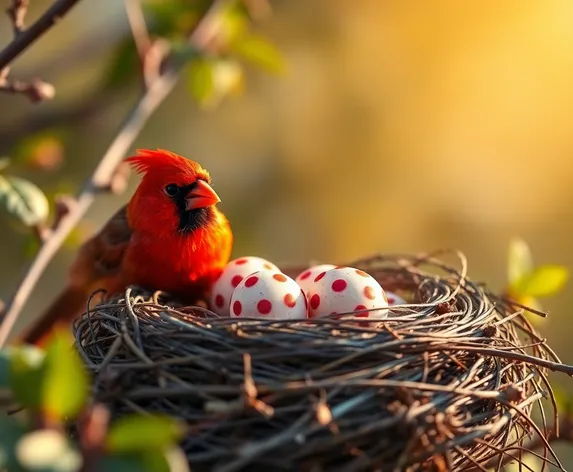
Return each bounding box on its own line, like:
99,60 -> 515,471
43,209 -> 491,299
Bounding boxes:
185,180 -> 221,211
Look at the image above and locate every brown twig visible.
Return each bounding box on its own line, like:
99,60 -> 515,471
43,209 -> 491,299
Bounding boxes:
0,77 -> 55,102
123,0 -> 158,89
0,0 -> 83,102
6,0 -> 28,36
0,0 -> 233,347
0,0 -> 83,70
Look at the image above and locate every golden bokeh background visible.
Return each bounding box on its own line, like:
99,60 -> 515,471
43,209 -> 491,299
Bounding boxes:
1,1 -> 573,467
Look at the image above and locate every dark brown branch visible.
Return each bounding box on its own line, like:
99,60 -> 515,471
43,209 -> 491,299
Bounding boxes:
0,0 -> 83,71
0,0 -> 233,347
6,0 -> 28,36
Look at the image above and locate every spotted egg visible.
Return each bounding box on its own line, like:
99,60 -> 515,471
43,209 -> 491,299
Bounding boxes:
210,256 -> 280,316
306,266 -> 388,319
385,291 -> 406,306
230,271 -> 307,320
295,264 -> 336,298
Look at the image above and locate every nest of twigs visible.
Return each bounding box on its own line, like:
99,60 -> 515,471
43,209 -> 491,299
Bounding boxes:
73,251 -> 572,472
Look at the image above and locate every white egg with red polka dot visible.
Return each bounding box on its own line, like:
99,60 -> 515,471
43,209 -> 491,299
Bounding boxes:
295,264 -> 336,299
305,266 -> 388,319
230,270 -> 307,320
209,256 -> 280,316
385,291 -> 406,306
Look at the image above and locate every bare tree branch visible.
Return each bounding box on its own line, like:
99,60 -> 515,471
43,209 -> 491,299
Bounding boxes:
0,76 -> 55,102
0,0 -> 83,101
0,0 -> 83,70
6,0 -> 29,36
123,0 -> 150,68
0,0 -> 233,347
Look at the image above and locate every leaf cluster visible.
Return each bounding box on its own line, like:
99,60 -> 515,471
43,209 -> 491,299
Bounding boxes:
0,330 -> 186,472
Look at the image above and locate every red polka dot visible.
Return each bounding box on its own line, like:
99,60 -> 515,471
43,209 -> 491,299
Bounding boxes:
245,276 -> 258,287
233,301 -> 242,316
263,263 -> 273,270
314,271 -> 326,282
299,270 -> 311,280
273,273 -> 287,282
284,293 -> 296,308
355,270 -> 369,278
387,297 -> 395,304
231,275 -> 243,287
235,259 -> 248,265
354,304 -> 369,318
310,294 -> 321,309
215,294 -> 224,308
332,279 -> 347,292
363,286 -> 376,300
257,299 -> 272,315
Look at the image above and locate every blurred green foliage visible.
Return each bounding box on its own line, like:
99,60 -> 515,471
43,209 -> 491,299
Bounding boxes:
0,170 -> 49,229
0,330 -> 186,472
506,237 -> 569,324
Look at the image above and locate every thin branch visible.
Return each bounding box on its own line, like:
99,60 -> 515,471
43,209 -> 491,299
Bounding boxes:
6,0 -> 29,36
464,415 -> 573,472
0,0 -> 233,347
0,76 -> 55,102
0,0 -> 83,71
123,0 -> 151,67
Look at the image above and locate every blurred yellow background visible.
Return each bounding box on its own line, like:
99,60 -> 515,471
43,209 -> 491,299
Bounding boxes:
1,0 -> 573,467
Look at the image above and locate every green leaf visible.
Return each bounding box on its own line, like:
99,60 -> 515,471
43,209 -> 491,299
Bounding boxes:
0,416 -> 26,471
99,448 -> 188,472
0,175 -> 49,227
9,345 -> 47,409
187,57 -> 216,106
232,34 -> 285,74
42,329 -> 89,421
218,3 -> 249,44
514,265 -> 569,298
15,429 -> 81,472
507,237 -> 533,288
106,415 -> 185,453
143,0 -> 208,38
9,331 -> 88,421
0,349 -> 12,388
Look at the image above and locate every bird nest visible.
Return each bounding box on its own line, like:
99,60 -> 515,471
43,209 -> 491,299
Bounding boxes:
73,251 -> 571,472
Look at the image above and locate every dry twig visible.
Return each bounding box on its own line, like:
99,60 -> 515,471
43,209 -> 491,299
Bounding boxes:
0,0 -> 83,70
0,0 -> 84,101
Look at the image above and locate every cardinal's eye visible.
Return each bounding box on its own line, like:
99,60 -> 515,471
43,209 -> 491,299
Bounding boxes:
164,184 -> 180,197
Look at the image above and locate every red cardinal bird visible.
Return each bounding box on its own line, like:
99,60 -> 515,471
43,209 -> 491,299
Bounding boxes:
19,149 -> 233,346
